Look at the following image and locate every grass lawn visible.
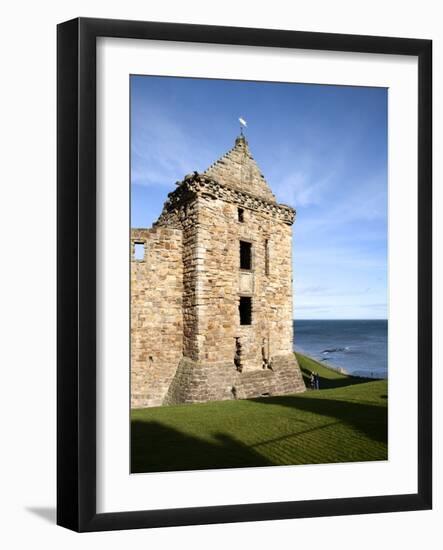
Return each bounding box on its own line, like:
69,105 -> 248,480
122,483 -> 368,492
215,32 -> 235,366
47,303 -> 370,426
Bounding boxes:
131,353 -> 388,473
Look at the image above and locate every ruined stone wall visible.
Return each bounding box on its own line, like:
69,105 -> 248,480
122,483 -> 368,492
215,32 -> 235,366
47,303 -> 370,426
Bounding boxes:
204,136 -> 276,203
161,178 -> 304,405
165,353 -> 303,405
132,137 -> 305,408
155,192 -> 202,361
194,192 -> 295,370
156,175 -> 296,370
131,227 -> 183,407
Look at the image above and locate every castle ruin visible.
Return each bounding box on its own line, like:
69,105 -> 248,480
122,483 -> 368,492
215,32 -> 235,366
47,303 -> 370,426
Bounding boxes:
131,134 -> 305,408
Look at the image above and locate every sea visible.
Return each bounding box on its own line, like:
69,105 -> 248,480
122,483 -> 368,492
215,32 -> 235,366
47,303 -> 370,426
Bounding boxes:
293,319 -> 388,379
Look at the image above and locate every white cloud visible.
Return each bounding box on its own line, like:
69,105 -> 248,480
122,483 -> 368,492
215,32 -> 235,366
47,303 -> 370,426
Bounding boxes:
273,170 -> 335,208
131,103 -> 215,188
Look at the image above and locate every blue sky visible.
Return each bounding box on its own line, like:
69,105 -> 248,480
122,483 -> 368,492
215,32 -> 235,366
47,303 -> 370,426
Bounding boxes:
131,75 -> 387,320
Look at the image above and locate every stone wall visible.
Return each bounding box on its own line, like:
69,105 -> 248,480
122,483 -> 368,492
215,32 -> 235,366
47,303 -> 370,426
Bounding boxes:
164,353 -> 304,405
156,174 -> 305,403
131,227 -> 183,407
131,136 -> 305,408
204,135 -> 276,203
190,190 -> 295,368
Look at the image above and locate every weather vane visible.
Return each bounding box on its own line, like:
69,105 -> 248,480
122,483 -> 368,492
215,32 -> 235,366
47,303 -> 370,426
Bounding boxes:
239,117 -> 247,136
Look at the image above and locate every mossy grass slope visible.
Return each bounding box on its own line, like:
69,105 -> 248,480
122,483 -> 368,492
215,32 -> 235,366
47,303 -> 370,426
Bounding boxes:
131,353 -> 387,473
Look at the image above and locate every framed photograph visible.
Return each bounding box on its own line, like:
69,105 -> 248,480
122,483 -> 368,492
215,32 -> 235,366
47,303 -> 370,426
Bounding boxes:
57,17 -> 432,532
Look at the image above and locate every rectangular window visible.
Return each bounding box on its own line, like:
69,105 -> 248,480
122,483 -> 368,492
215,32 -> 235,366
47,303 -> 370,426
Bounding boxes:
239,296 -> 252,325
240,240 -> 252,270
238,208 -> 244,222
134,242 -> 145,261
265,239 -> 270,276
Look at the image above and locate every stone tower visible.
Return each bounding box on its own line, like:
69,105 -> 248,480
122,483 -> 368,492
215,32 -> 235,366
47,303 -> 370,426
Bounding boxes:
131,134 -> 305,408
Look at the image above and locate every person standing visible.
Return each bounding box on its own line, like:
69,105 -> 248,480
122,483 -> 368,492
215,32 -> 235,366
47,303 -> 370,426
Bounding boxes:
310,372 -> 315,390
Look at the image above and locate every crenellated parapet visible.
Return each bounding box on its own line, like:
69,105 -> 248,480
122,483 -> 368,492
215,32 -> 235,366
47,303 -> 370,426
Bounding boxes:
155,172 -> 296,227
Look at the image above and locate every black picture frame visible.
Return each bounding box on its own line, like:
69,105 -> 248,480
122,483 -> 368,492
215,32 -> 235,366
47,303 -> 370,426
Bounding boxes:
57,17 -> 432,532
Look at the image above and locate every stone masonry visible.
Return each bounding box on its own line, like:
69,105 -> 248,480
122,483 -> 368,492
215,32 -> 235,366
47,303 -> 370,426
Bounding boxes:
131,134 -> 305,408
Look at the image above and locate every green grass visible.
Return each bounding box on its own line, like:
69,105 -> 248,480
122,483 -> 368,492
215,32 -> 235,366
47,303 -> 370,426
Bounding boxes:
131,353 -> 388,473
297,352 -> 372,389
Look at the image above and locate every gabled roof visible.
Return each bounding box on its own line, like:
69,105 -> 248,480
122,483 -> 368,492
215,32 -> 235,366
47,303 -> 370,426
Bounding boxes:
204,135 -> 276,203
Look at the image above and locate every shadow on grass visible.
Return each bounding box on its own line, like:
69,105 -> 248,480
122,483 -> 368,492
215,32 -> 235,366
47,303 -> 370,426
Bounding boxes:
131,421 -> 275,473
251,394 -> 388,445
132,392 -> 387,473
300,366 -> 371,390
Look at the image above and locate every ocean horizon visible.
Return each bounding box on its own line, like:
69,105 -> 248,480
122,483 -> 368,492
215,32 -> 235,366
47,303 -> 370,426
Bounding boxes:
293,319 -> 388,379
